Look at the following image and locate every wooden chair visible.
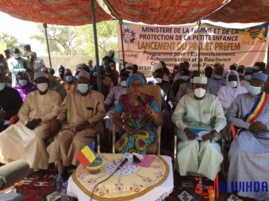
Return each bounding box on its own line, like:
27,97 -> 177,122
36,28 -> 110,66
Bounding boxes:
173,126 -> 226,199
230,123 -> 239,140
112,85 -> 162,155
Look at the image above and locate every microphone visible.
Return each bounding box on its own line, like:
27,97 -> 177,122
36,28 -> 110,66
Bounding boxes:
117,153 -> 133,169
0,160 -> 30,189
137,96 -> 146,107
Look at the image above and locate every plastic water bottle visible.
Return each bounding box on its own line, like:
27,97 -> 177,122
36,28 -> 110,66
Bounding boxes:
61,189 -> 69,201
56,173 -> 63,195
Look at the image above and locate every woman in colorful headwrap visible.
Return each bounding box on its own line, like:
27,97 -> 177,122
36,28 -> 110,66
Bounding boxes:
113,74 -> 163,154
13,71 -> 37,101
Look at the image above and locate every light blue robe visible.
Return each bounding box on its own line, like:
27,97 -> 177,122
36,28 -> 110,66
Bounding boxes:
226,92 -> 269,199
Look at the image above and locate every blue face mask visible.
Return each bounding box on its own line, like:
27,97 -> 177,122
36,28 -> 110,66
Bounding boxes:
181,76 -> 189,81
65,76 -> 73,82
248,85 -> 262,96
214,75 -> 222,80
77,84 -> 88,93
244,75 -> 252,81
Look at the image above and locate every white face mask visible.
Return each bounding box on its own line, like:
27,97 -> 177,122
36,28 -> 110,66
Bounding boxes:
65,76 -> 73,83
229,81 -> 237,88
14,53 -> 20,59
154,78 -> 162,84
194,88 -> 206,98
19,80 -> 28,87
75,75 -> 79,80
248,85 -> 262,96
121,80 -> 127,87
111,67 -> 115,70
78,84 -> 88,93
37,83 -> 48,92
0,83 -> 5,91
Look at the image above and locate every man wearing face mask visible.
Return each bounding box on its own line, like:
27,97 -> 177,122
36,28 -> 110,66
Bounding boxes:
226,72 -> 269,199
7,48 -> 31,87
104,64 -> 118,86
110,63 -> 119,79
13,71 -> 37,101
172,76 -> 226,181
0,71 -> 62,178
208,63 -> 225,95
175,70 -> 200,102
172,67 -> 190,96
104,70 -> 129,134
48,70 -> 106,176
61,69 -> 77,94
240,67 -> 253,90
0,73 -> 22,132
217,70 -> 247,112
41,67 -> 67,101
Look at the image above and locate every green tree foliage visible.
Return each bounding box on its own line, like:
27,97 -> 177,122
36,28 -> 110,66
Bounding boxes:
0,33 -> 23,50
30,20 -> 118,59
75,20 -> 118,59
30,24 -> 78,55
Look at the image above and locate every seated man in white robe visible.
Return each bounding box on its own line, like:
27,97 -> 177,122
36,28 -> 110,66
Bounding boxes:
217,70 -> 247,112
172,77 -> 226,180
48,70 -> 106,177
226,72 -> 269,199
0,71 -> 62,178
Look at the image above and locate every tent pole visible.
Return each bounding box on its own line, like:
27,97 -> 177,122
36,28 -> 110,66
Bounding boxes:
119,19 -> 125,71
90,0 -> 101,93
197,20 -> 201,75
43,23 -> 52,69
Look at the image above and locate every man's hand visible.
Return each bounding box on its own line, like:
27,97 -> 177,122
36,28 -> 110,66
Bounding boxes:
249,121 -> 268,133
202,130 -> 216,143
184,128 -> 196,140
51,119 -> 61,136
76,121 -> 90,132
25,118 -> 41,130
0,111 -> 6,121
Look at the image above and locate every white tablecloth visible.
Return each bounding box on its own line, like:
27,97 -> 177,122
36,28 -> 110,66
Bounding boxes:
67,155 -> 174,201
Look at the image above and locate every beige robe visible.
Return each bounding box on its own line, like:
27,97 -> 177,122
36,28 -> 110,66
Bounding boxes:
47,90 -> 106,166
0,90 -> 62,170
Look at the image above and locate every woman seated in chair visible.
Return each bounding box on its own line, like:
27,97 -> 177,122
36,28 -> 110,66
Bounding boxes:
113,74 -> 163,154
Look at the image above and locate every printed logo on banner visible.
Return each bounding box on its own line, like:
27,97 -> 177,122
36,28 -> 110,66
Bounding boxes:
241,26 -> 267,45
122,27 -> 136,51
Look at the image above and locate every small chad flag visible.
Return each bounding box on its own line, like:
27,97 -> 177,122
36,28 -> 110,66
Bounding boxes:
76,141 -> 96,168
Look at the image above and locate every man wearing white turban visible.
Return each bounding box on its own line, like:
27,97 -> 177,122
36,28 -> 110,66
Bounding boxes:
172,77 -> 226,181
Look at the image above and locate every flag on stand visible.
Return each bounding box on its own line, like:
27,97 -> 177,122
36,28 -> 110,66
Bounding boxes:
76,141 -> 96,168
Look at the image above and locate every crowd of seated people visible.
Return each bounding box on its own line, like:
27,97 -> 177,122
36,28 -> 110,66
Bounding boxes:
1,45 -> 269,199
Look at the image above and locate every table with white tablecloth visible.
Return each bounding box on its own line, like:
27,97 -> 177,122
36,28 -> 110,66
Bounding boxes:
67,154 -> 174,201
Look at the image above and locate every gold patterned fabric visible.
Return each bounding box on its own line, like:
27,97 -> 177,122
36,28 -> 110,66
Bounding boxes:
0,0 -> 112,26
106,0 -> 227,25
206,0 -> 269,23
72,154 -> 169,200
